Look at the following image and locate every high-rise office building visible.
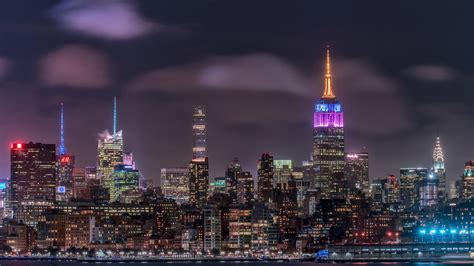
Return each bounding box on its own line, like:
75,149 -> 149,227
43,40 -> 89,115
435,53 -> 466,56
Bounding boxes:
462,161 -> 474,200
189,158 -> 209,208
400,168 -> 428,209
257,153 -> 274,202
110,164 -> 140,201
71,167 -> 90,200
85,166 -> 98,180
192,105 -> 207,162
9,143 -> 56,217
97,131 -> 124,196
274,160 -> 293,186
236,172 -> 254,207
432,135 -> 447,202
123,152 -> 136,169
56,103 -> 75,202
161,167 -> 189,205
419,172 -> 438,209
225,157 -> 242,202
228,207 -> 252,250
56,154 -> 74,202
97,98 -> 124,198
385,175 -> 400,204
0,179 -> 8,219
251,202 -> 279,251
312,46 -> 345,199
203,204 -> 221,252
345,152 -> 369,196
370,179 -> 386,206
292,166 -> 314,213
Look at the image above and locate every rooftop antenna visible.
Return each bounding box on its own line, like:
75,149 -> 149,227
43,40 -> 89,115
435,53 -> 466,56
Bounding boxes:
59,102 -> 66,155
113,96 -> 117,135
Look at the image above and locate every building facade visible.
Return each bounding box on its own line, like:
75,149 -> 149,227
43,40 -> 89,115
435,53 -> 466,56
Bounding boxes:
161,167 -> 189,205
400,168 -> 428,209
192,105 -> 207,161
345,152 -> 369,196
188,158 -> 209,208
110,164 -> 140,202
97,130 -> 124,197
312,47 -> 345,199
462,161 -> 474,200
236,172 -> 254,207
432,135 -> 447,202
257,153 -> 274,202
9,143 -> 56,220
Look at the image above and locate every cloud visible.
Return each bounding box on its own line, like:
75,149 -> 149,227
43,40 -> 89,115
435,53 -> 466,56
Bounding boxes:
332,59 -> 412,135
404,64 -> 458,82
129,53 -> 312,95
51,0 -> 158,40
98,129 -> 112,139
128,53 -> 412,136
39,44 -> 111,89
0,58 -> 9,79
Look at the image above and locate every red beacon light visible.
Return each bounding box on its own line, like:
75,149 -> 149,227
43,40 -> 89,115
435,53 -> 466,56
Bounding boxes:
11,143 -> 23,149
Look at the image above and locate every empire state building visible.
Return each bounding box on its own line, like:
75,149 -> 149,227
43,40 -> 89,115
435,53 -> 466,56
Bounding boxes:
312,46 -> 346,199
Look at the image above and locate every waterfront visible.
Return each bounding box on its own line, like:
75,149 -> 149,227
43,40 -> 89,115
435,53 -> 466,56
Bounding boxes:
2,261 -> 474,266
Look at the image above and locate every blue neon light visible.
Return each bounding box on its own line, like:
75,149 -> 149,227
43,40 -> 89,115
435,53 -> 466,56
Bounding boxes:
316,104 -> 328,112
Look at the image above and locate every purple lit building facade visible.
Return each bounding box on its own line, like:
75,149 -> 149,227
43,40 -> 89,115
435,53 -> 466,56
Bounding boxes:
312,47 -> 345,199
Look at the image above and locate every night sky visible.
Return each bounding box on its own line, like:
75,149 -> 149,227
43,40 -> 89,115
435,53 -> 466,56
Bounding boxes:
1,1 -> 473,186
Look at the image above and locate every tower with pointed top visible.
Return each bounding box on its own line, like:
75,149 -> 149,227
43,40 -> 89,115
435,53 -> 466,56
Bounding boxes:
59,103 -> 66,155
57,103 -> 75,202
97,97 -> 124,201
433,134 -> 446,202
113,96 -> 117,135
312,46 -> 345,199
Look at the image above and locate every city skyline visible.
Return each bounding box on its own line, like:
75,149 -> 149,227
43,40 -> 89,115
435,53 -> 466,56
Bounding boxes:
0,55 -> 460,187
2,1 -> 474,261
1,1 -> 473,186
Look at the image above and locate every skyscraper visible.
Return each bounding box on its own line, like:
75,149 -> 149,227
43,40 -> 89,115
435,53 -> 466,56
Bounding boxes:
225,157 -> 242,203
189,105 -> 209,208
273,160 -> 293,186
345,152 -> 369,196
203,204 -> 221,252
419,172 -> 438,209
432,134 -> 446,202
192,105 -> 207,162
9,143 -> 56,216
236,172 -> 254,207
161,167 -> 189,205
312,46 -> 345,199
56,103 -> 75,202
400,168 -> 428,209
97,98 -> 124,198
188,158 -> 209,208
110,164 -> 140,201
461,161 -> 474,200
257,153 -> 274,202
385,175 -> 400,204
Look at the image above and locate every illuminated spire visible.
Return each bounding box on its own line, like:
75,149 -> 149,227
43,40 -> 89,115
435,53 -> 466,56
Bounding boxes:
322,45 -> 336,99
59,102 -> 66,155
113,96 -> 117,135
433,133 -> 444,171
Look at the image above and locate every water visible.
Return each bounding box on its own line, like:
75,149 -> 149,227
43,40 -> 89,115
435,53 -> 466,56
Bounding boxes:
0,261 -> 473,266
